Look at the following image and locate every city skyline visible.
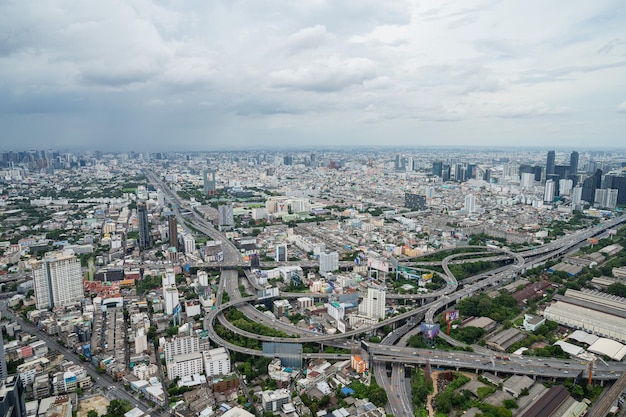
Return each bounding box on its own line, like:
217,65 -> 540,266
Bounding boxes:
1,1 -> 625,151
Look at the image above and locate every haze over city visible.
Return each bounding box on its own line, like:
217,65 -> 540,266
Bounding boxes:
1,0 -> 626,151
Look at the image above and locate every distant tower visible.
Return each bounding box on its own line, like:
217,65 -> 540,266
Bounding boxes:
432,161 -> 443,177
218,204 -> 235,231
569,151 -> 579,177
203,169 -> 216,195
166,212 -> 178,249
546,150 -> 556,176
464,194 -> 476,214
544,180 -> 556,203
137,202 -> 150,248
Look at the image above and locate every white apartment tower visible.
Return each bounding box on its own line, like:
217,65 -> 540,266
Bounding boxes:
463,194 -> 476,214
359,284 -> 387,320
164,287 -> 180,315
162,335 -> 200,361
33,250 -> 83,310
203,347 -> 231,377
319,250 -> 339,274
544,180 -> 556,203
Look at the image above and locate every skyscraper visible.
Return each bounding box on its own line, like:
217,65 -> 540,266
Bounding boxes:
32,251 -> 83,310
166,212 -> 178,249
546,150 -> 555,176
218,204 -> 234,231
203,169 -> 216,195
137,202 -> 150,248
569,151 -> 579,178
432,161 -> 443,177
0,376 -> 27,417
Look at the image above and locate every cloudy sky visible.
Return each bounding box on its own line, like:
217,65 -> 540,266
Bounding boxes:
1,0 -> 625,151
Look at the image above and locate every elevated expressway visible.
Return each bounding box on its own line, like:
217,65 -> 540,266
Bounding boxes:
148,171 -> 626,411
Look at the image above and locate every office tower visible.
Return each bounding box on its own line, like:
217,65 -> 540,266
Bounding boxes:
532,166 -> 543,182
359,284 -> 387,320
546,150 -> 555,176
283,156 -> 293,166
544,180 -> 556,203
404,193 -> 426,210
464,194 -> 476,214
319,250 -> 339,274
442,164 -> 451,181
310,153 -> 316,166
406,156 -> 414,172
32,251 -> 83,310
467,164 -> 476,180
166,212 -> 178,248
182,234 -> 195,254
483,168 -> 492,182
395,154 -> 402,170
203,169 -> 216,195
0,376 -> 27,417
569,151 -> 579,178
274,244 -> 287,262
554,165 -> 570,180
0,338 -> 6,380
218,204 -> 234,231
432,161 -> 443,177
137,202 -> 150,248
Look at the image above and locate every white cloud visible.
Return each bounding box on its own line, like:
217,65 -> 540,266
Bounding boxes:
0,0 -> 624,149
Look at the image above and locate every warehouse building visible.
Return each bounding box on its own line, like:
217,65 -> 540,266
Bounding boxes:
543,301 -> 626,344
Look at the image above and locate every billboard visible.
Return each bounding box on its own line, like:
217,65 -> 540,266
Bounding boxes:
337,320 -> 346,333
257,287 -> 279,300
421,323 -> 440,339
367,258 -> 389,272
172,303 -> 182,316
444,310 -> 459,321
398,265 -> 421,280
421,272 -> 434,281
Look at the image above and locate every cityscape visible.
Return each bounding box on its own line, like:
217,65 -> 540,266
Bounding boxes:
1,147 -> 626,417
2,1 -> 626,417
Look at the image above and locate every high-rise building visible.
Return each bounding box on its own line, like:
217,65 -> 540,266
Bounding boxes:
162,335 -> 200,361
203,347 -> 230,377
464,194 -> 476,214
572,186 -> 583,205
559,179 -> 573,196
156,189 -> 165,206
546,150 -> 555,176
0,338 -> 6,380
0,376 -> 27,417
569,151 -> 579,181
33,250 -> 83,310
603,175 -> 626,204
404,193 -> 426,210
544,180 -> 556,203
203,169 -> 216,195
594,189 -> 619,209
319,251 -> 339,274
137,202 -> 150,248
166,212 -> 178,249
163,287 -> 180,316
274,244 -> 287,262
218,204 -> 234,231
442,164 -> 451,181
520,173 -> 535,189
432,161 -> 443,177
359,284 -> 386,320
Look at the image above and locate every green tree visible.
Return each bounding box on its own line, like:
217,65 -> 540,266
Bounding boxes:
87,410 -> 99,417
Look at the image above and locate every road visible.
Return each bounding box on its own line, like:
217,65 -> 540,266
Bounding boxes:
0,303 -> 168,417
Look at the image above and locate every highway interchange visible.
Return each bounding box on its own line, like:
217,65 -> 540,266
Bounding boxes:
148,171 -> 626,415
